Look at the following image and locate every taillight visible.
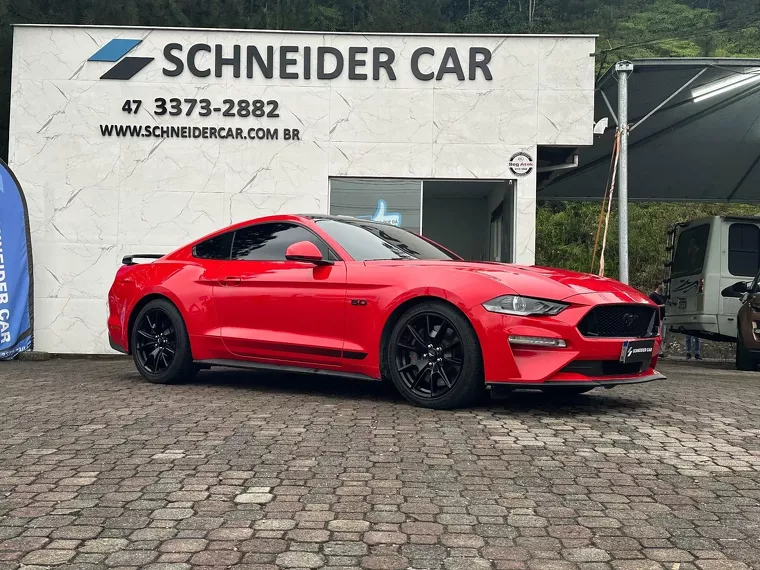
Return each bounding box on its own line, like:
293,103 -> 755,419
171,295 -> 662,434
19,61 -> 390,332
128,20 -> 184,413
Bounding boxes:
698,279 -> 704,293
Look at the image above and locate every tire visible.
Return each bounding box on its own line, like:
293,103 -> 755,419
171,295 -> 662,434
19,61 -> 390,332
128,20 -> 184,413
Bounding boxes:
542,386 -> 594,398
735,330 -> 758,372
131,298 -> 197,384
384,301 -> 484,410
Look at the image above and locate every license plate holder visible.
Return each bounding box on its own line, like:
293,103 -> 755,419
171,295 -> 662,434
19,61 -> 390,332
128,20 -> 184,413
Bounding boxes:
619,339 -> 655,364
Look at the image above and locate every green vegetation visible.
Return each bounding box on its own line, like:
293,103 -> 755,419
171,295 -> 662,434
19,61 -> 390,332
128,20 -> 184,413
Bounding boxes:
1,0 -> 759,296
537,202 -> 760,293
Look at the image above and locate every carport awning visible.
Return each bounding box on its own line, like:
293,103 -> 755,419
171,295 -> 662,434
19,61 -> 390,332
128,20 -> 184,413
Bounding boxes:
539,58 -> 760,203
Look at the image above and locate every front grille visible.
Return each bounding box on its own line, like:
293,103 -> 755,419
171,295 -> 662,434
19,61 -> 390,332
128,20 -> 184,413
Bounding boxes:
577,304 -> 658,338
561,360 -> 644,377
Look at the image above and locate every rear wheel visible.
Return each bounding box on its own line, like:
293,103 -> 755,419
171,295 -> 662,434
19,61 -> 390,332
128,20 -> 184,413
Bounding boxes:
736,330 -> 758,371
385,302 -> 484,409
131,299 -> 197,384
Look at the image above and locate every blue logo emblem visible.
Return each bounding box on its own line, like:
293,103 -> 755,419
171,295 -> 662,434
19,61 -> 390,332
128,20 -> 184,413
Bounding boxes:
88,39 -> 153,80
357,199 -> 402,226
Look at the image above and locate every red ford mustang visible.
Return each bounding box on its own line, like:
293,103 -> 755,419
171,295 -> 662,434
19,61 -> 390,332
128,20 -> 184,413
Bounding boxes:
107,214 -> 664,409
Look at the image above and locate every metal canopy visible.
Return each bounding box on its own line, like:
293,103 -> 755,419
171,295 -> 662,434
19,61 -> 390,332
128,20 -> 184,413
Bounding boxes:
539,58 -> 760,204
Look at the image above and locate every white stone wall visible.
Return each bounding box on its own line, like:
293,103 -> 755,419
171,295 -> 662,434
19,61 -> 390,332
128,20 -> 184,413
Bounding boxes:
8,25 -> 595,353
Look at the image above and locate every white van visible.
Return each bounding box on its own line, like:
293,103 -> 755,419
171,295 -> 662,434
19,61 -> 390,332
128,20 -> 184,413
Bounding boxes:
664,215 -> 760,342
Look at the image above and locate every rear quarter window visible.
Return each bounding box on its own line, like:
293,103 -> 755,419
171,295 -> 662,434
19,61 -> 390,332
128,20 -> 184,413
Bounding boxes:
193,231 -> 234,260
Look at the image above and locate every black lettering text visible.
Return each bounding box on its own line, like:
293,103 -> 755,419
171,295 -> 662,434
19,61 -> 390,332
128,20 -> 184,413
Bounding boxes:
348,47 -> 367,80
280,46 -> 299,79
304,46 -> 311,79
436,47 -> 465,80
411,47 -> 434,81
247,45 -> 274,79
317,47 -> 344,79
373,48 -> 396,80
469,47 -> 492,80
215,44 -> 241,78
188,44 -> 211,77
163,43 -> 184,77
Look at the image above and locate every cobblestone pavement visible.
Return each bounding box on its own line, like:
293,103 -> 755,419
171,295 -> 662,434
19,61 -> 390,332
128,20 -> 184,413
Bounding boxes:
1,359 -> 760,570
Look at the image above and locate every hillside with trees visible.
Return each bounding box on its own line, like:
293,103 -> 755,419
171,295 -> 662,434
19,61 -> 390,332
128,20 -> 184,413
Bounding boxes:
1,0 -> 759,328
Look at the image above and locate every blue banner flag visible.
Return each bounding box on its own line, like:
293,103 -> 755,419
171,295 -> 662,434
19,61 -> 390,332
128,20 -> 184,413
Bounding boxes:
0,158 -> 34,360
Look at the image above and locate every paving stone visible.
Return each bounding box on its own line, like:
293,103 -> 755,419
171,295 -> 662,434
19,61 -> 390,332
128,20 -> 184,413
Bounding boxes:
562,548 -> 611,562
1,360 -> 760,570
158,538 -> 207,552
361,554 -> 410,570
20,549 -> 75,565
328,519 -> 371,532
275,551 -> 326,568
104,549 -> 158,566
80,538 -> 129,553
234,493 -> 274,504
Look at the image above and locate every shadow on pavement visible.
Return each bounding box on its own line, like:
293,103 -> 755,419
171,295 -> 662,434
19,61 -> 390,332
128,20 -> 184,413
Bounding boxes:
171,367 -> 650,415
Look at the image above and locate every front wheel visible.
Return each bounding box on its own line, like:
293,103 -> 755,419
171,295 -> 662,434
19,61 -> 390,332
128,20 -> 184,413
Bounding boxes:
131,299 -> 197,384
736,331 -> 758,371
385,302 -> 484,410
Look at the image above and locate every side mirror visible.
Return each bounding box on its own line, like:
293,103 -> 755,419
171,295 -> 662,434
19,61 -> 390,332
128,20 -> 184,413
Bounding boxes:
285,241 -> 332,265
722,281 -> 750,298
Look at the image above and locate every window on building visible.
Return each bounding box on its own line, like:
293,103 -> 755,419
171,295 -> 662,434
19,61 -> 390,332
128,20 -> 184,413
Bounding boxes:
329,178 -> 422,233
728,223 -> 760,277
230,222 -> 331,261
193,231 -> 234,260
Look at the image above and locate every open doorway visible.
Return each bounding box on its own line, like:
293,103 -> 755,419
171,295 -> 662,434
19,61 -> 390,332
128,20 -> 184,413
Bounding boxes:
422,180 -> 515,262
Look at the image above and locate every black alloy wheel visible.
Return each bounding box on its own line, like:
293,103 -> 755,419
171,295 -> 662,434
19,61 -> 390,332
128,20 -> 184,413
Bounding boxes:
135,308 -> 176,374
386,301 -> 484,409
131,299 -> 197,384
395,313 -> 464,399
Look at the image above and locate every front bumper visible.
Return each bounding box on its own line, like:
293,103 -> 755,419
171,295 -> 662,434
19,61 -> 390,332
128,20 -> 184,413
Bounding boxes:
487,371 -> 666,389
471,294 -> 663,386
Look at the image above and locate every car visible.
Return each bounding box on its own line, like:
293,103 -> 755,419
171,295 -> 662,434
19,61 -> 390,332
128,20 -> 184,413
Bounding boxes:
107,214 -> 665,409
722,273 -> 760,371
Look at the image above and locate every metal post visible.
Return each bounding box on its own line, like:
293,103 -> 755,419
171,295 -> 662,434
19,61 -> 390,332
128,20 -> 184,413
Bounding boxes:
616,61 -> 633,285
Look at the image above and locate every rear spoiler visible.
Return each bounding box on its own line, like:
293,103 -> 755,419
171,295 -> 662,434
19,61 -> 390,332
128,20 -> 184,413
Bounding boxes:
122,254 -> 165,266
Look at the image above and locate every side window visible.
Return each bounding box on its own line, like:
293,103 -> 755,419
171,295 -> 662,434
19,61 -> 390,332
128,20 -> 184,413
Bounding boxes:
671,225 -> 709,278
231,222 -> 330,261
193,231 -> 233,260
728,223 -> 760,277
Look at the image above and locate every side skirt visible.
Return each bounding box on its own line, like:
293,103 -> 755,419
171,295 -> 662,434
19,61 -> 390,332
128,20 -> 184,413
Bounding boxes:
195,359 -> 379,382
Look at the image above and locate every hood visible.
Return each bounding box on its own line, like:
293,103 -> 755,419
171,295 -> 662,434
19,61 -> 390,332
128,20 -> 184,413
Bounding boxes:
480,263 -> 651,302
370,260 -> 651,303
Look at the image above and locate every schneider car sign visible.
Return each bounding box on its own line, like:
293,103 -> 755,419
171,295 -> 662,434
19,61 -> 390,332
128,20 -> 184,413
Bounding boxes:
90,38 -> 495,142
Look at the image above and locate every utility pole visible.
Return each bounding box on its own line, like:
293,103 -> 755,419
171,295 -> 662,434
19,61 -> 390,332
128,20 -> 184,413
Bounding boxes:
616,61 -> 633,285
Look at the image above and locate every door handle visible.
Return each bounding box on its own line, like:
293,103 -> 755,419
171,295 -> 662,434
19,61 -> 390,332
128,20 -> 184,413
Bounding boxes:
218,277 -> 241,286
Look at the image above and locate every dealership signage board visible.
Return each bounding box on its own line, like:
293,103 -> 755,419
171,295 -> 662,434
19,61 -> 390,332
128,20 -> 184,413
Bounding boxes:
9,26 -> 595,353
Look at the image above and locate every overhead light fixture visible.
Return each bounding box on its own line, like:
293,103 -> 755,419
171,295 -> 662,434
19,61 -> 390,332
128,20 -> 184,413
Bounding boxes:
691,68 -> 760,103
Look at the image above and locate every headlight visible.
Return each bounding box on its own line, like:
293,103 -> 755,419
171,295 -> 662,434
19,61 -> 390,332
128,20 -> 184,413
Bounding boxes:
482,295 -> 568,316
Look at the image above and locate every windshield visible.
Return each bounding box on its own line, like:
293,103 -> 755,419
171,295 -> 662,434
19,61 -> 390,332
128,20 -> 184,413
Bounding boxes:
671,224 -> 709,279
315,218 -> 460,261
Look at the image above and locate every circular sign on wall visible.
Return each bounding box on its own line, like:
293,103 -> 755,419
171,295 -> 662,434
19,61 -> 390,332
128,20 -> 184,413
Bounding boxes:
508,152 -> 534,177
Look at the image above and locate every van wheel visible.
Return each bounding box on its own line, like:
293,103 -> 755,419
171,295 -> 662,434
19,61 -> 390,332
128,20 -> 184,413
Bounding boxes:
736,332 -> 758,372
